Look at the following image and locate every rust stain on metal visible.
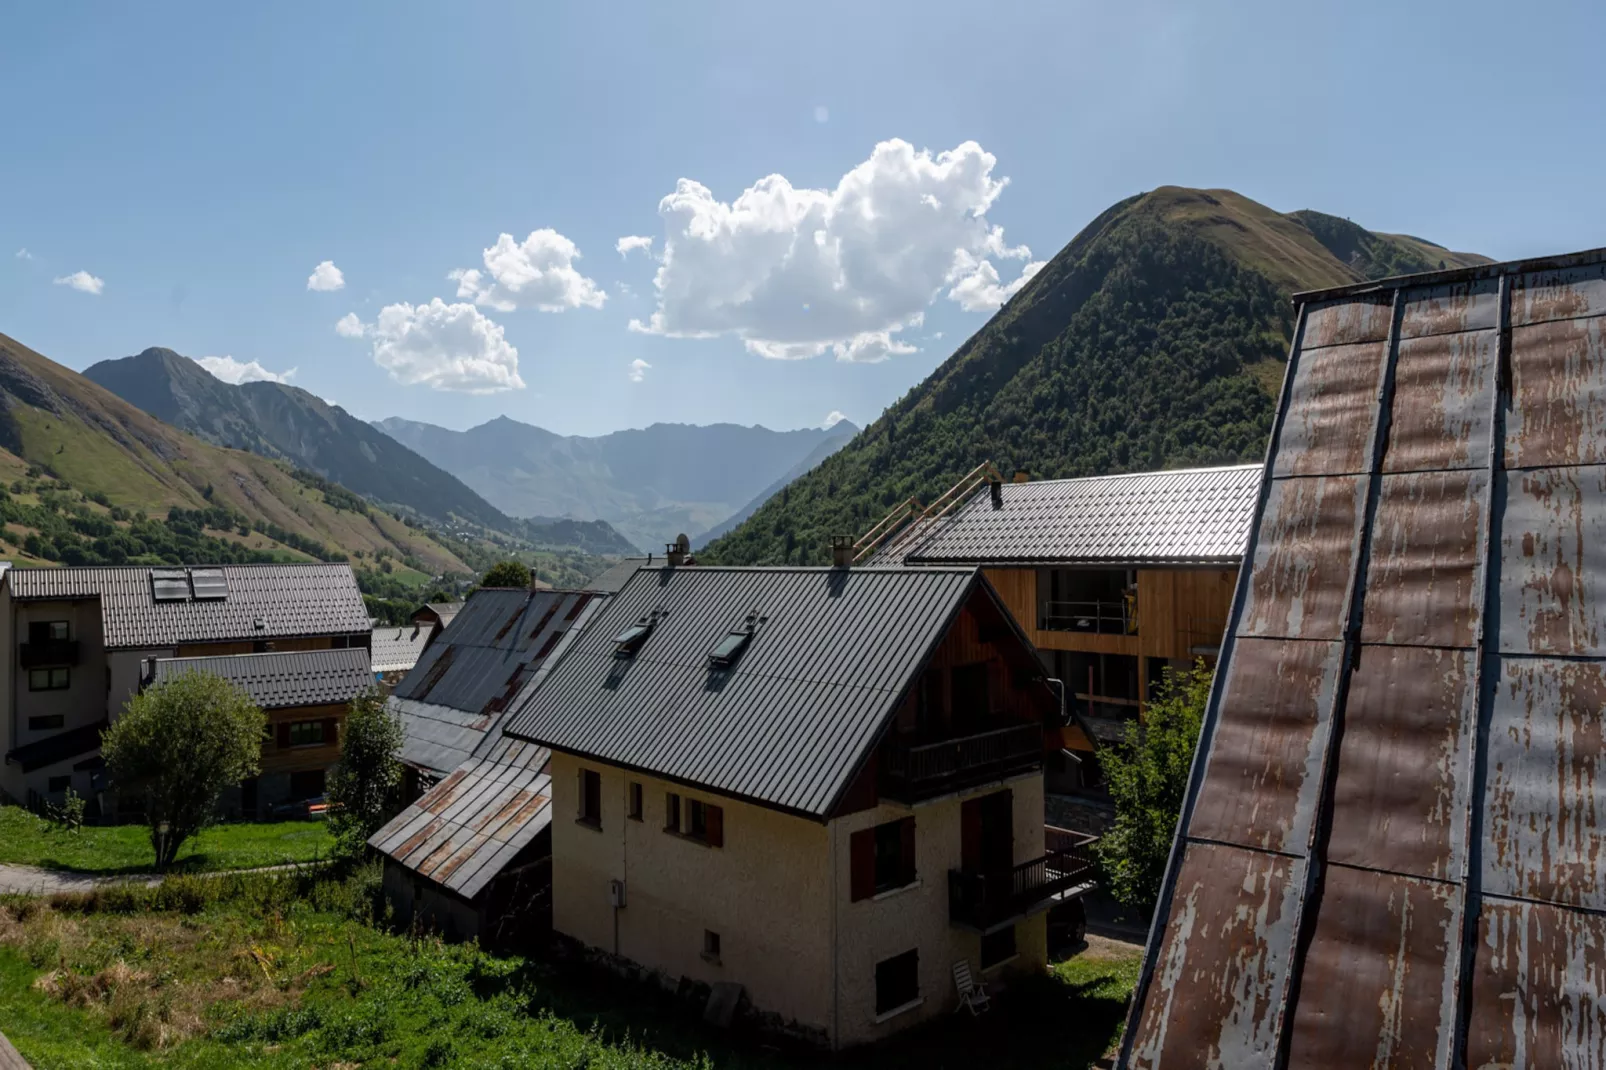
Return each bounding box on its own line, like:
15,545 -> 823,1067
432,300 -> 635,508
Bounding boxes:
420,768 -> 469,814
1189,638 -> 1341,854
1240,476 -> 1365,641
1285,865 -> 1461,1070
1399,277 -> 1500,340
1484,658 -> 1606,911
1509,262 -> 1606,327
1384,330 -> 1497,473
1505,316 -> 1606,469
1467,898 -> 1606,1068
413,643 -> 457,700
1303,294 -> 1395,350
1328,646 -> 1475,881
430,834 -> 486,882
1500,466 -> 1606,657
1130,842 -> 1302,1070
473,788 -> 539,833
1361,470 -> 1489,648
417,834 -> 463,879
395,818 -> 442,861
1275,341 -> 1390,477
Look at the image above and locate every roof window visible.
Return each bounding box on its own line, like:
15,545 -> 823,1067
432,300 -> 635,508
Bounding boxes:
189,568 -> 229,601
708,613 -> 763,669
151,568 -> 190,602
614,614 -> 659,659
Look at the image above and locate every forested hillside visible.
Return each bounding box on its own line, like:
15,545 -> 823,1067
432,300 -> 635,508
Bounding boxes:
704,186 -> 1488,565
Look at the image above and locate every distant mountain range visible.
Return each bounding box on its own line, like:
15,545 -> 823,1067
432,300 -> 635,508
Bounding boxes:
704,187 -> 1490,565
83,349 -> 636,556
375,415 -> 860,553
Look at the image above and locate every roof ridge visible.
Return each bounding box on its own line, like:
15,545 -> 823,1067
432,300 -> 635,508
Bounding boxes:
156,647 -> 366,664
984,463 -> 1262,489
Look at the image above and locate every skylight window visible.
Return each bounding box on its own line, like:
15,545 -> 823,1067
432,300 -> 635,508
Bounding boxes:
614,616 -> 656,659
189,568 -> 229,601
151,568 -> 190,602
708,628 -> 753,669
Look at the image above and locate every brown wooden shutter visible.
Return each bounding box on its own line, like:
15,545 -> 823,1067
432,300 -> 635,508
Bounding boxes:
900,817 -> 916,884
276,722 -> 290,750
706,804 -> 724,848
322,718 -> 339,747
850,828 -> 875,901
960,797 -> 982,870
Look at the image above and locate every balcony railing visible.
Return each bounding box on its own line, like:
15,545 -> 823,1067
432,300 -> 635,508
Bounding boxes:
20,639 -> 80,668
880,722 -> 1042,803
948,833 -> 1099,931
1040,599 -> 1138,636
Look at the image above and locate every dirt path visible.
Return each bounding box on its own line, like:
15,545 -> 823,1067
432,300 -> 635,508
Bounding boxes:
0,860 -> 310,897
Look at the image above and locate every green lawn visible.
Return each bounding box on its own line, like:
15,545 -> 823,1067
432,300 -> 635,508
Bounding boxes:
0,807 -> 333,876
0,867 -> 1143,1069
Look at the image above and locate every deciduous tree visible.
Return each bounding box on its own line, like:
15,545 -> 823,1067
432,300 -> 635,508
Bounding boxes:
480,560 -> 531,588
327,688 -> 404,858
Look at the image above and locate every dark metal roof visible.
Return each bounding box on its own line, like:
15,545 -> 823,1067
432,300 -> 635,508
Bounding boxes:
885,465 -> 1261,567
504,565 -> 991,819
1122,248 -> 1606,1068
370,624 -> 431,674
584,557 -> 651,594
149,648 -> 372,710
392,588 -> 598,776
4,719 -> 107,773
369,601 -> 603,898
5,564 -> 370,649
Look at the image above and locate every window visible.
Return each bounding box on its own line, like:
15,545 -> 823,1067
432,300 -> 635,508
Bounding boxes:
875,949 -> 920,1015
708,628 -> 753,669
287,721 -> 326,747
614,616 -> 656,659
664,792 -> 723,846
28,621 -> 69,644
981,924 -> 1017,969
47,775 -> 72,793
151,567 -> 191,602
702,930 -> 721,963
579,769 -> 602,827
628,782 -> 643,821
29,668 -> 69,691
851,817 -> 916,900
28,715 -> 65,732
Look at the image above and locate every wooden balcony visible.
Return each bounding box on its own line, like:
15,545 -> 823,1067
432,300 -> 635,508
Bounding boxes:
879,722 -> 1042,803
948,830 -> 1099,931
20,639 -> 80,668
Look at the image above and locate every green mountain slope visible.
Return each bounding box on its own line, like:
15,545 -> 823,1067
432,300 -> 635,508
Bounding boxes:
0,330 -> 475,574
377,415 -> 859,553
703,186 -> 1490,565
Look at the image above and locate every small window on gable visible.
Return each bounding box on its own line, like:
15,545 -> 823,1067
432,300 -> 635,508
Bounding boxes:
708,629 -> 752,669
702,930 -> 721,963
614,616 -> 655,659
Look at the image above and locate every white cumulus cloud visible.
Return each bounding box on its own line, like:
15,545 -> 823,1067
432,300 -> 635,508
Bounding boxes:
53,270 -> 104,295
948,252 -> 1045,312
628,358 -> 651,383
14,248 -> 32,260
194,355 -> 297,385
616,235 -> 654,259
629,138 -> 1037,362
306,260 -> 346,292
338,299 -> 524,394
450,229 -> 606,313
822,410 -> 847,428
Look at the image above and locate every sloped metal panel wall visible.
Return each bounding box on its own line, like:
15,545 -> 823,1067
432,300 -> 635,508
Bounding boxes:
1121,251 -> 1606,1070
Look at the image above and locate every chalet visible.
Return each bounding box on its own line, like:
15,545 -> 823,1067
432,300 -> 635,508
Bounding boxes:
503,564 -> 1094,1049
0,563 -> 371,813
370,585 -> 604,945
864,464 -> 1259,822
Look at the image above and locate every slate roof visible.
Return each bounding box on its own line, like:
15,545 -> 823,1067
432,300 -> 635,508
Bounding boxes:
5,564 -> 370,649
369,601 -> 602,899
882,464 -> 1261,567
393,588 -> 600,777
370,624 -> 431,674
504,565 -> 1012,819
149,648 -> 372,710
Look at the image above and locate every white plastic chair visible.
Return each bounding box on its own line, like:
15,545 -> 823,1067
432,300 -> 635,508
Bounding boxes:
953,959 -> 991,1016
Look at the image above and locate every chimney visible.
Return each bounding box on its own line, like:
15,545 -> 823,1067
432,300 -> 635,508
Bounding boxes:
830,534 -> 855,568
989,478 -> 1004,509
665,533 -> 691,567
1013,470 -> 1030,483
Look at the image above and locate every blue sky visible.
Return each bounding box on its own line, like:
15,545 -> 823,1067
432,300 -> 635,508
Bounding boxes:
4,1 -> 1604,438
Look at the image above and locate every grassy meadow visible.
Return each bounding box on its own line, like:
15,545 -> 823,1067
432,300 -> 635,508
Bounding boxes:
0,807 -> 333,876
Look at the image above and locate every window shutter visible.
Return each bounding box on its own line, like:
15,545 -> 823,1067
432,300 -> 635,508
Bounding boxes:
706,804 -> 724,848
850,828 -> 875,901
961,798 -> 982,870
900,817 -> 916,883
322,718 -> 338,746
276,722 -> 290,749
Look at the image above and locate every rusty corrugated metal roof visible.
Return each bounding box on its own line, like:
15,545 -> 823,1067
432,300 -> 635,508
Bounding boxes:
883,464 -> 1260,567
150,647 -> 372,709
5,564 -> 370,649
1122,247 -> 1606,1069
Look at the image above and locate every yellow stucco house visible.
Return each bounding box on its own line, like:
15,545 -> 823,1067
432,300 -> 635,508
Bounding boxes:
504,563 -> 1094,1049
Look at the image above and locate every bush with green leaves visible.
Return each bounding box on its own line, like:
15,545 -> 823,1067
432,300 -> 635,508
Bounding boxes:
1094,659 -> 1211,912
101,672 -> 265,869
479,559 -> 531,588
327,689 -> 404,858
